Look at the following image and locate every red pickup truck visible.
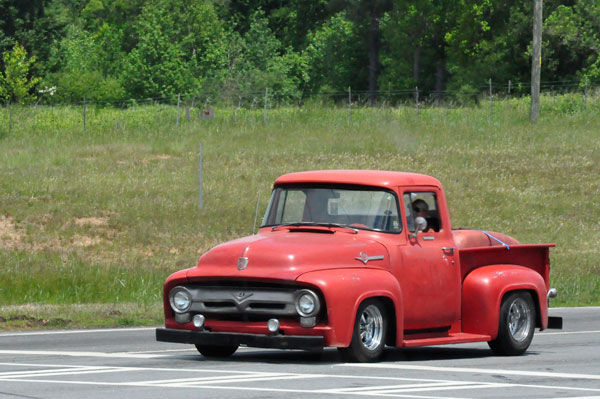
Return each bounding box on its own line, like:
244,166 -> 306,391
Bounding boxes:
156,170 -> 562,362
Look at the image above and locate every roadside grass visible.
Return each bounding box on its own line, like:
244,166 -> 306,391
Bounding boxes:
0,94 -> 599,329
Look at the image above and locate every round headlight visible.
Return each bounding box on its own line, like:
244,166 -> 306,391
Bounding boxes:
170,288 -> 192,313
296,290 -> 320,317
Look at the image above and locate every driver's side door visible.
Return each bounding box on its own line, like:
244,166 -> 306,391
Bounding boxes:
398,190 -> 461,331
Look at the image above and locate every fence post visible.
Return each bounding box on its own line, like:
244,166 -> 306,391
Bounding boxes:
176,93 -> 181,128
198,142 -> 203,210
83,97 -> 87,133
508,80 -> 512,96
234,96 -> 241,122
7,102 -> 12,133
445,100 -> 449,123
415,86 -> 419,115
348,86 -> 352,120
489,79 -> 493,119
584,77 -> 589,111
263,88 -> 269,123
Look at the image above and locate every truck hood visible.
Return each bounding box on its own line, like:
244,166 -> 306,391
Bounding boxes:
185,230 -> 390,281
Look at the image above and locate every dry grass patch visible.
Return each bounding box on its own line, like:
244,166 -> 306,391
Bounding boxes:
0,215 -> 23,250
73,217 -> 109,227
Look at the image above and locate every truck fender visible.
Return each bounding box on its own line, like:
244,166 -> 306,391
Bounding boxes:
296,268 -> 404,347
462,265 -> 548,338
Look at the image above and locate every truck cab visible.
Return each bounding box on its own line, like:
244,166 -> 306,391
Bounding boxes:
156,170 -> 562,362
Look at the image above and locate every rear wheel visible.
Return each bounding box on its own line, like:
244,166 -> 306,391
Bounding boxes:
338,299 -> 387,362
488,291 -> 535,356
195,344 -> 239,358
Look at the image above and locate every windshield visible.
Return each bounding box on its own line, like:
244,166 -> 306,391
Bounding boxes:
261,185 -> 402,233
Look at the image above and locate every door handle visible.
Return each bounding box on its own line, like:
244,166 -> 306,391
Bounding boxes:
442,246 -> 455,256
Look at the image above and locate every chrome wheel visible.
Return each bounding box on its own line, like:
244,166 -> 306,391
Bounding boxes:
488,291 -> 536,356
508,297 -> 532,342
359,304 -> 384,351
339,299 -> 388,362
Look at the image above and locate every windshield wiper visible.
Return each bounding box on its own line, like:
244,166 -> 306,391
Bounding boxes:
271,222 -> 358,234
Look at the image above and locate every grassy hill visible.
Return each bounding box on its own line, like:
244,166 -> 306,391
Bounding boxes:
0,94 -> 598,329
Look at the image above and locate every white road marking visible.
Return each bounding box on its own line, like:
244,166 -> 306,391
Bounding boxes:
322,382 -> 489,393
0,377 -> 477,399
123,348 -> 197,354
552,397 -> 600,399
372,383 -> 509,394
539,330 -> 600,336
0,327 -> 156,337
138,372 -> 289,385
340,363 -> 600,380
0,350 -> 167,359
174,374 -> 326,387
0,367 -> 140,379
0,366 -> 106,377
0,362 -> 599,399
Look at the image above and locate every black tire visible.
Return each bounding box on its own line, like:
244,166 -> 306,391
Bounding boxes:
195,344 -> 239,358
338,299 -> 387,362
488,291 -> 536,356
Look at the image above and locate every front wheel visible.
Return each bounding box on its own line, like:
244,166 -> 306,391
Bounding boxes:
488,291 -> 536,356
195,344 -> 239,358
338,299 -> 387,362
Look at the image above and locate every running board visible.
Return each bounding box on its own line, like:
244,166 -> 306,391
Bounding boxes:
401,332 -> 491,348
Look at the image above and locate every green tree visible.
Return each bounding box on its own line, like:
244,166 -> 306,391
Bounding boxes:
43,25 -> 126,103
0,0 -> 67,78
215,0 -> 329,51
303,12 -> 363,95
122,0 -> 228,99
379,0 -> 439,93
217,10 -> 307,101
329,0 -> 393,104
544,0 -> 600,84
0,42 -> 41,104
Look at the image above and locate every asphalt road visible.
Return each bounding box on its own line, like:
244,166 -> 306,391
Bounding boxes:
0,307 -> 598,399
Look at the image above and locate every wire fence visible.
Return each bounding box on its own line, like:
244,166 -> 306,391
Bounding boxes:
2,78 -> 598,134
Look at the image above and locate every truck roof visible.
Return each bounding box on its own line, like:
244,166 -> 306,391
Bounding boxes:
274,170 -> 442,188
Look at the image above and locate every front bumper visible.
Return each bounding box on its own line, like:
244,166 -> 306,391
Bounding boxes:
156,328 -> 324,350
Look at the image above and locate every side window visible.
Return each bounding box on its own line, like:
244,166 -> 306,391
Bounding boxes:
404,192 -> 442,233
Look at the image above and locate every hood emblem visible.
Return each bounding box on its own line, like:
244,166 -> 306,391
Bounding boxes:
355,252 -> 385,265
237,257 -> 249,270
233,291 -> 253,302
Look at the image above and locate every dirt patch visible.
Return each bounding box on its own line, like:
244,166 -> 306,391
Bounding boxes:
0,314 -> 72,328
140,154 -> 174,165
0,215 -> 23,250
149,154 -> 172,161
72,234 -> 103,247
143,248 -> 154,256
74,217 -> 109,227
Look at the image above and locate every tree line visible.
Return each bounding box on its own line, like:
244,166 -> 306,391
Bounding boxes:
1,0 -> 598,105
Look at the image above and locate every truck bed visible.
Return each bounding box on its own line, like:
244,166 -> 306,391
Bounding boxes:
458,244 -> 554,284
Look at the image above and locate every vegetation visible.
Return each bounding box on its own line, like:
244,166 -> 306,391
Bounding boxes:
0,94 -> 598,328
0,0 -> 599,104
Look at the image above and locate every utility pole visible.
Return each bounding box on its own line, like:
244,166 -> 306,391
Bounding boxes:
530,0 -> 542,123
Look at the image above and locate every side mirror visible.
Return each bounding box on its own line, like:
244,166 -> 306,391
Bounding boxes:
409,217 -> 428,238
415,216 -> 428,232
